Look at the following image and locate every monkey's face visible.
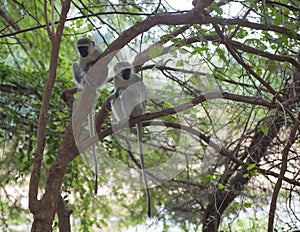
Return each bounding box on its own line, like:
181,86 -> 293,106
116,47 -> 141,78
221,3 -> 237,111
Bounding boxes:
121,68 -> 131,80
77,45 -> 90,57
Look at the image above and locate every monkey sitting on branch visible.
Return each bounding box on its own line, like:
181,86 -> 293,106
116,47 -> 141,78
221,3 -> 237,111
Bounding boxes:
72,37 -> 108,195
105,62 -> 151,217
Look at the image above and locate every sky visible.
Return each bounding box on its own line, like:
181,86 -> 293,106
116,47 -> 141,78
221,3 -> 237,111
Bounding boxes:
166,0 -> 193,11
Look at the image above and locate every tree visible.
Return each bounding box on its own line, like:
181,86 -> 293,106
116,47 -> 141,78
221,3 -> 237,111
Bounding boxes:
0,0 -> 300,231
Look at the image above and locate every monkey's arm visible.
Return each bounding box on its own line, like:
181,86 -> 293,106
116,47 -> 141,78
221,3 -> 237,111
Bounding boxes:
72,62 -> 83,89
105,87 -> 125,111
72,62 -> 95,88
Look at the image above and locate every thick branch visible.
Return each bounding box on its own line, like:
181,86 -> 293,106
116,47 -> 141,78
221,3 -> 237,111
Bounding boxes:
79,91 -> 276,151
29,38 -> 61,213
133,25 -> 191,67
1,8 -> 299,42
29,0 -> 71,230
57,195 -> 72,232
208,17 -> 300,41
187,36 -> 300,70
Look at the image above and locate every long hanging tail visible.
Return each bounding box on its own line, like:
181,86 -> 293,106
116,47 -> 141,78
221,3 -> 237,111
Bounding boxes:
88,110 -> 98,195
136,123 -> 151,217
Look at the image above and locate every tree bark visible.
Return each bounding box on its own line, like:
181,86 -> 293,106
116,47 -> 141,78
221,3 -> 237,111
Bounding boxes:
57,195 -> 73,232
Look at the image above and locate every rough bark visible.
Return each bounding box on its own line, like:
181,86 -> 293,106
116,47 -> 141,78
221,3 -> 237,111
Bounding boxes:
57,195 -> 73,232
29,1 -> 72,230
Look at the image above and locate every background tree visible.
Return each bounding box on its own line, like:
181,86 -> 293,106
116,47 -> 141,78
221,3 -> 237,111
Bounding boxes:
0,0 -> 299,231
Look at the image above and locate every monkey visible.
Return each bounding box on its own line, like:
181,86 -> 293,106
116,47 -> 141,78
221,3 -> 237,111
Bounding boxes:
105,62 -> 150,217
72,37 -> 106,195
72,38 -> 104,88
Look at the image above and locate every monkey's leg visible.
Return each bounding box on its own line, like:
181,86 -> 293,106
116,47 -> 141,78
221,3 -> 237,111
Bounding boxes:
88,110 -> 98,194
81,71 -> 95,87
136,122 -> 151,217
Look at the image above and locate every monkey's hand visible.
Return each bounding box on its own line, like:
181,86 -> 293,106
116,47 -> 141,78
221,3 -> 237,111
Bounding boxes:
105,87 -> 125,111
115,87 -> 125,98
80,71 -> 95,87
105,97 -> 112,111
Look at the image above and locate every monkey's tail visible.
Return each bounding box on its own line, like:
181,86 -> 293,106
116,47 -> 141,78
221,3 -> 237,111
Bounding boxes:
137,123 -> 151,217
88,111 -> 98,195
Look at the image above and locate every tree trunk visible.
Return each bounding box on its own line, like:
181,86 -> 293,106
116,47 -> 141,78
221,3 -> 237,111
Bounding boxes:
57,195 -> 72,232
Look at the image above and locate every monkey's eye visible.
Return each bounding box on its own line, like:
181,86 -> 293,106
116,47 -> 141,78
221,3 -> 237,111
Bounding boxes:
78,46 -> 89,57
121,68 -> 131,80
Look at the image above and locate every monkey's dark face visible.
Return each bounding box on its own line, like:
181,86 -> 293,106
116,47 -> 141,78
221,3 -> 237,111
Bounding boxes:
77,45 -> 89,57
121,68 -> 131,80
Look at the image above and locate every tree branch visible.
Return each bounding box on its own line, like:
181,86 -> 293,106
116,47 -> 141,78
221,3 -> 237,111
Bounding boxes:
57,194 -> 72,232
79,91 -> 277,152
187,35 -> 300,70
29,0 -> 72,230
268,113 -> 300,232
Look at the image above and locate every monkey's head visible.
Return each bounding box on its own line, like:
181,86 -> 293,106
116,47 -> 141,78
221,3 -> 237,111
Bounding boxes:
114,62 -> 133,80
76,38 -> 95,58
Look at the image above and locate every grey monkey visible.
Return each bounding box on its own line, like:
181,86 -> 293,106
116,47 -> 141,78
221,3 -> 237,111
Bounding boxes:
106,62 -> 150,217
72,37 -> 106,195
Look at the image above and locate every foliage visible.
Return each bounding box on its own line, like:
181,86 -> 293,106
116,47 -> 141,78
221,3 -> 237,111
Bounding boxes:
0,0 -> 300,231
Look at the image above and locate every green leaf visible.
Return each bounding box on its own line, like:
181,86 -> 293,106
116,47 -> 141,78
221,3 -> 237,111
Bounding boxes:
244,202 -> 252,208
193,47 -> 202,54
251,170 -> 258,176
260,125 -> 269,135
75,19 -> 83,28
163,100 -> 171,108
200,174 -> 213,182
247,163 -> 256,171
243,173 -> 249,179
232,202 -> 240,207
214,173 -> 221,180
218,183 -> 225,190
100,219 -> 108,227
